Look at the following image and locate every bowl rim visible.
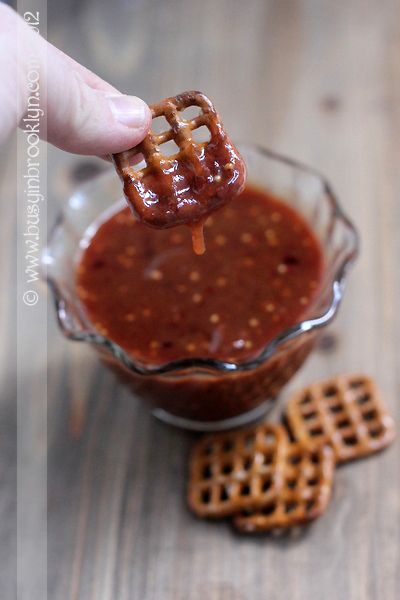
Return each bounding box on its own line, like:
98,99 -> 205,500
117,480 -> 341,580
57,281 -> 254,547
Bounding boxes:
44,144 -> 359,376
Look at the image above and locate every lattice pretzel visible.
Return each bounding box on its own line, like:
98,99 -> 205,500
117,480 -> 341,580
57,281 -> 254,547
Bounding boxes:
233,444 -> 335,532
285,375 -> 396,463
112,91 -> 246,252
188,424 -> 288,518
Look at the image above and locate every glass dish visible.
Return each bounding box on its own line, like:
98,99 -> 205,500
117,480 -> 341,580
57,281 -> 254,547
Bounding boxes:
43,145 -> 358,431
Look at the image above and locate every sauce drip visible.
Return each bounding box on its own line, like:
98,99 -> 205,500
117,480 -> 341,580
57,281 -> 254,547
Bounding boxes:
190,221 -> 206,256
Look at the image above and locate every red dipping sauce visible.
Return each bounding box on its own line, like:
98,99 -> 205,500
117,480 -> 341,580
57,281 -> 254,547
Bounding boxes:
76,185 -> 324,367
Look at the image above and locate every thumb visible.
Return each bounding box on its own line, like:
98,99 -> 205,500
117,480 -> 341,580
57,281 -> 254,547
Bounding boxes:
1,5 -> 151,155
45,45 -> 152,155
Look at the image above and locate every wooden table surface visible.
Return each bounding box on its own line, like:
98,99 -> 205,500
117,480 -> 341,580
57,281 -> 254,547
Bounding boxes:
1,1 -> 400,598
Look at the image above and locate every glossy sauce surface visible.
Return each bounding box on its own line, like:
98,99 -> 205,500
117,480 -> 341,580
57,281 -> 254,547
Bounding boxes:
76,185 -> 324,365
123,131 -> 246,230
113,91 -> 246,254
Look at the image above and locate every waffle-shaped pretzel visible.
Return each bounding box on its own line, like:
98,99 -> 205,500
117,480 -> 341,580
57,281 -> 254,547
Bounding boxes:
285,375 -> 396,463
233,444 -> 335,532
112,91 -> 246,254
188,424 -> 288,518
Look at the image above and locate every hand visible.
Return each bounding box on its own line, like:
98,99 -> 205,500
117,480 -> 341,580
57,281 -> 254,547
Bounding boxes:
0,4 -> 151,155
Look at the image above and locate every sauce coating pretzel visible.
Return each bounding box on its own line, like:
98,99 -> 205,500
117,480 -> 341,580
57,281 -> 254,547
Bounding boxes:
112,91 -> 246,254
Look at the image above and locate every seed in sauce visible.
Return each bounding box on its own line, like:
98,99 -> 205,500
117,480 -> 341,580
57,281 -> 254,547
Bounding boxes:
142,308 -> 151,317
215,234 -> 227,246
210,314 -> 220,324
277,264 -> 288,274
271,212 -> 282,223
265,229 -> 278,246
125,313 -> 136,322
216,276 -> 227,287
300,296 -> 309,305
189,271 -> 200,282
264,303 -> 275,313
249,318 -> 259,328
192,293 -> 203,303
148,269 -> 163,281
240,232 -> 253,244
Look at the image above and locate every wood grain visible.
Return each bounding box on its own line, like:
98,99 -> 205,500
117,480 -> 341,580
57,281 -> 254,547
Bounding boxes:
1,0 -> 400,598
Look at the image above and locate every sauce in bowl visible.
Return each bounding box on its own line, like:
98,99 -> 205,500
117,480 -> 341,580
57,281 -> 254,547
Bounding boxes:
76,184 -> 324,366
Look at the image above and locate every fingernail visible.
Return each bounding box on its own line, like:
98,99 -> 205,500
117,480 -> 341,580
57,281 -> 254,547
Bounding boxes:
108,95 -> 149,128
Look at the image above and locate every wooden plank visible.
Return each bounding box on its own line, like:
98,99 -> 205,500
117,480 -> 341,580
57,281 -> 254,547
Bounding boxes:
1,0 -> 399,598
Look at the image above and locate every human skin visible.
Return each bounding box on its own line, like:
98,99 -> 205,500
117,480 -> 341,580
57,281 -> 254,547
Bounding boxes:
0,3 -> 151,155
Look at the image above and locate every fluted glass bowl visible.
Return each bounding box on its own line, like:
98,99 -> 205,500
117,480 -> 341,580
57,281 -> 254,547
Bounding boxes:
43,145 -> 358,431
